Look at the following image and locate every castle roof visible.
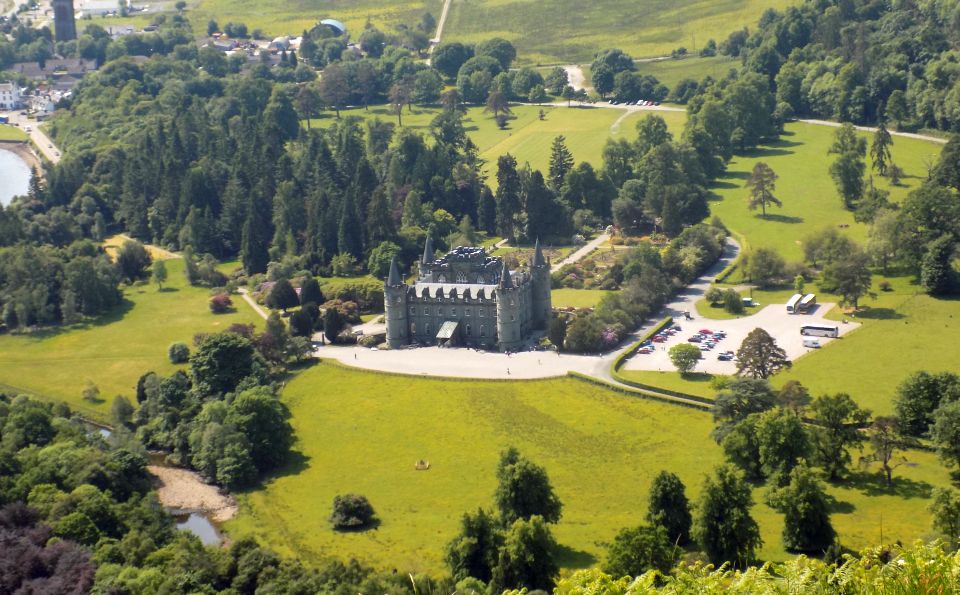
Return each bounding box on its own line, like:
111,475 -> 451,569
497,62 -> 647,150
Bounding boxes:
387,256 -> 403,286
412,283 -> 498,299
533,238 -> 546,266
422,235 -> 435,265
498,261 -> 513,289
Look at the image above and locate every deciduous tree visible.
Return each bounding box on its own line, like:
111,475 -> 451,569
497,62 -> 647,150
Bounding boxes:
694,464 -> 762,567
494,447 -> 563,525
735,328 -> 790,379
669,343 -> 701,375
810,393 -> 871,480
603,525 -> 678,577
646,470 -> 692,545
766,462 -> 836,552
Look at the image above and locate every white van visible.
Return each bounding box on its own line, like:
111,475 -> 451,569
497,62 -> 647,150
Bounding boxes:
803,338 -> 821,348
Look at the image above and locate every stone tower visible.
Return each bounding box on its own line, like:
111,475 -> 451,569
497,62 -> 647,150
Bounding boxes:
495,261 -> 523,352
384,256 -> 408,349
52,0 -> 77,42
530,238 -> 552,330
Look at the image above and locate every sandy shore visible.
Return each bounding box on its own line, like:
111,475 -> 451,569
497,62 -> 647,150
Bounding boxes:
0,141 -> 42,173
147,465 -> 238,523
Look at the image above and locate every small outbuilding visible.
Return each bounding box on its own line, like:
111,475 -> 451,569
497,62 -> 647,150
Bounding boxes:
320,18 -> 346,36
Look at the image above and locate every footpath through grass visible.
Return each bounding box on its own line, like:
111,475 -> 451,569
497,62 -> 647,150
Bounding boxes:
227,361 -> 952,573
0,258 -> 260,419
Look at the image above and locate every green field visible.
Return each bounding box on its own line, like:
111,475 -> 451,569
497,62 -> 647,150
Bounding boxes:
226,361 -> 952,573
0,258 -> 260,419
551,288 -> 612,308
309,104 -> 686,180
190,0 -> 443,40
618,369 -> 717,399
0,126 -> 28,141
634,56 -> 739,90
710,122 -> 941,262
443,0 -> 797,64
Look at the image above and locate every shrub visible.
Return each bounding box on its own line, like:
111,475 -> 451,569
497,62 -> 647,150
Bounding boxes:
168,342 -> 190,363
879,279 -> 892,291
209,293 -> 233,313
705,287 -> 724,305
330,494 -> 376,530
723,289 -> 744,314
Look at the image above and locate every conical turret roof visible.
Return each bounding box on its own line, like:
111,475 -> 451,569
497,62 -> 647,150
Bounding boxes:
387,255 -> 402,286
421,236 -> 434,265
498,260 -> 513,289
533,237 -> 546,266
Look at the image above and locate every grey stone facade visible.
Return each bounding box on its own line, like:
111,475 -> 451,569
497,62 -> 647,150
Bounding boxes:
384,240 -> 552,351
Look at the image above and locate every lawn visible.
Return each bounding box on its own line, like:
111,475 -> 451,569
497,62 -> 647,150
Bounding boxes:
634,55 -> 739,90
0,125 -> 28,141
618,369 -> 718,399
551,288 -> 612,309
225,361 -> 953,573
442,0 -> 796,65
308,104 -> 686,181
0,258 -> 261,420
190,0 -> 443,40
709,122 -> 942,262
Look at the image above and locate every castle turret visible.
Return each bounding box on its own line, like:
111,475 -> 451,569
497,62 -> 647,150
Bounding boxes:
52,0 -> 77,42
421,236 -> 434,266
496,261 -> 523,352
530,238 -> 552,330
384,256 -> 409,349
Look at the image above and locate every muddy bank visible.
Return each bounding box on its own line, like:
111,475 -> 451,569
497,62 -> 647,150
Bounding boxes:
147,465 -> 238,523
0,140 -> 42,173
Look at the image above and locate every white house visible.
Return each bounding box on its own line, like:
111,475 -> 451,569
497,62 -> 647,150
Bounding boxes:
0,83 -> 22,110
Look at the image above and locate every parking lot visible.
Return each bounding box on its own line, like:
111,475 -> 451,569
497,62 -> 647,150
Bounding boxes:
622,301 -> 860,375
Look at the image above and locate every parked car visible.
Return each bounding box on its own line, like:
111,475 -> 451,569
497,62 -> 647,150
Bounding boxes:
652,335 -> 666,343
718,353 -> 733,361
699,328 -> 712,335
688,335 -> 702,343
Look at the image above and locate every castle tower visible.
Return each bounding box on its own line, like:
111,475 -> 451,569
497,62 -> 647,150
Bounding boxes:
52,0 -> 77,42
384,256 -> 409,349
495,261 -> 523,352
530,238 -> 552,330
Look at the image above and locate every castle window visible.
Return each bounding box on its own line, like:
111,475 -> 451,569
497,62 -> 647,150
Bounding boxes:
480,325 -> 486,337
477,275 -> 485,283
409,307 -> 416,315
411,323 -> 416,334
395,297 -> 402,304
510,299 -> 515,306
479,308 -> 485,317
466,308 -> 472,317
426,323 -> 431,336
438,274 -> 447,283
511,315 -> 516,322
466,324 -> 472,336
451,308 -> 457,316
424,308 -> 430,316
456,271 -> 467,283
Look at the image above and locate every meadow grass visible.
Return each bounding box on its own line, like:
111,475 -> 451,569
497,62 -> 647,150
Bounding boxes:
634,55 -> 739,90
0,258 -> 260,420
189,0 -> 443,40
0,125 -> 28,141
709,121 -> 941,262
551,288 -> 612,309
226,361 -> 952,573
618,369 -> 718,399
308,104 -> 686,181
442,0 -> 796,65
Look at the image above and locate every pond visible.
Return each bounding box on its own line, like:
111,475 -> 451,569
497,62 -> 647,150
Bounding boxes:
173,511 -> 223,546
0,148 -> 31,206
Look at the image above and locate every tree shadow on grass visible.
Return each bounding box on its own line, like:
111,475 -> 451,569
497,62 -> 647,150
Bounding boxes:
756,213 -> 805,224
854,307 -> 905,320
845,469 -> 933,499
157,287 -> 179,293
825,493 -> 856,514
708,180 -> 740,192
12,298 -> 136,341
554,543 -> 597,569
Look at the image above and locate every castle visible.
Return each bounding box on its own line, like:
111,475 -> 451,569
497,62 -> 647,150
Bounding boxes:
384,239 -> 552,351
52,0 -> 77,42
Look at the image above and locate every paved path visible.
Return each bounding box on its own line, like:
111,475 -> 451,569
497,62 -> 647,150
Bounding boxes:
427,0 -> 453,63
238,288 -> 268,320
551,232 -> 608,273
797,118 -> 947,145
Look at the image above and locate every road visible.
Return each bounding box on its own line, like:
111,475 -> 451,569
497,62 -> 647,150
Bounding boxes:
551,232 -> 608,273
797,118 -> 947,145
7,112 -> 61,163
